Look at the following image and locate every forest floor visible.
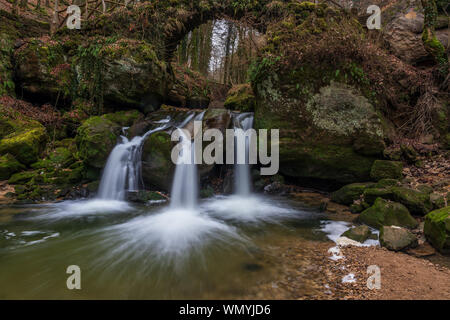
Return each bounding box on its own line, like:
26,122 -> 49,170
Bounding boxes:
242,237 -> 450,300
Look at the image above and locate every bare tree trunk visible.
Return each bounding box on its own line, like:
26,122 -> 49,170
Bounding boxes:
51,0 -> 59,34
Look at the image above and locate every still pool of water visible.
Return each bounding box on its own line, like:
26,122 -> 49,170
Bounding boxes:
0,195 -> 340,299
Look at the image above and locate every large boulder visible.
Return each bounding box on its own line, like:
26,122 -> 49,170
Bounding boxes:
15,37 -> 170,112
75,116 -> 121,168
89,39 -> 170,112
14,39 -> 71,102
255,81 -> 388,184
224,84 -> 256,112
380,225 -> 418,251
359,197 -> 418,229
424,206 -> 450,254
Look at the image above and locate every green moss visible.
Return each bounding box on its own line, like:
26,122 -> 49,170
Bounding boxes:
370,160 -> 403,181
424,206 -> 450,253
76,116 -> 120,168
359,198 -> 418,229
102,110 -> 143,127
0,125 -> 48,165
8,170 -> 38,184
278,141 -> 375,184
331,182 -> 375,205
141,131 -> 174,191
0,153 -> 25,180
341,225 -> 372,243
391,186 -> 433,215
375,178 -> 399,188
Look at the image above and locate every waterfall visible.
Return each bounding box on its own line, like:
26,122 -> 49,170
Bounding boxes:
233,113 -> 254,196
169,112 -> 204,209
169,129 -> 198,209
97,126 -> 166,201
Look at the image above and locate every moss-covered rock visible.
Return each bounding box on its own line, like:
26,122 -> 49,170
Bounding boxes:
255,81 -> 387,184
0,124 -> 48,165
391,186 -> 433,215
359,197 -> 418,229
224,84 -> 256,112
375,178 -> 400,188
341,225 -> 372,243
141,130 -> 174,191
370,160 -> 403,181
424,206 -> 450,254
380,225 -> 418,251
76,116 -> 120,168
331,182 -> 375,205
0,154 -> 24,180
14,39 -> 71,102
81,39 -> 170,112
362,187 -> 394,205
8,170 -> 38,184
102,110 -> 144,127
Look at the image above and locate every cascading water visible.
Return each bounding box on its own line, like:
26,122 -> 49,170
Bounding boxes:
169,129 -> 198,209
169,111 -> 204,209
97,125 -> 167,201
233,113 -> 254,196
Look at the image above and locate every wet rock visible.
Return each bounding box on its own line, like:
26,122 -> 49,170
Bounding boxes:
141,130 -> 174,191
424,206 -> 450,254
341,225 -> 372,243
380,226 -> 418,251
370,160 -> 403,181
359,198 -> 418,229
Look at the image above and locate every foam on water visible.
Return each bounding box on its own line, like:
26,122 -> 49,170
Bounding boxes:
320,220 -> 379,247
98,208 -> 245,268
201,195 -> 299,224
36,199 -> 133,219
